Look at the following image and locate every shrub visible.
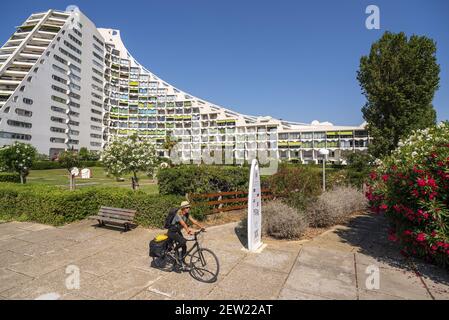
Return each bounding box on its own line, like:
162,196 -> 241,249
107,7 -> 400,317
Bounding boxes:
31,160 -> 102,170
157,165 -> 250,195
239,200 -> 308,239
263,200 -> 309,239
307,185 -> 367,228
267,163 -> 322,210
366,122 -> 449,269
0,183 -> 183,227
0,172 -> 21,183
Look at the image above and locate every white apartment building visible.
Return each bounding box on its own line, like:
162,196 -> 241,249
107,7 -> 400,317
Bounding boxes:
0,8 -> 369,164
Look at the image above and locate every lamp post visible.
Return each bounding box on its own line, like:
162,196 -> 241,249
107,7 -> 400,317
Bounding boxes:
318,148 -> 329,192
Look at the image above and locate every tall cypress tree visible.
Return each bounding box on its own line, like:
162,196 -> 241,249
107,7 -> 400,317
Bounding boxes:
357,31 -> 440,159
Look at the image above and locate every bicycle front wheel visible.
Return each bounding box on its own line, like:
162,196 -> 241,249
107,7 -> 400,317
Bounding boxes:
189,248 -> 220,283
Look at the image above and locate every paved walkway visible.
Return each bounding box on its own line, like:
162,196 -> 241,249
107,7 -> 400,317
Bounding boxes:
0,214 -> 448,300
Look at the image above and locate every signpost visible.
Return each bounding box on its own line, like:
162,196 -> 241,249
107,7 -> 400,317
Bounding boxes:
247,159 -> 264,252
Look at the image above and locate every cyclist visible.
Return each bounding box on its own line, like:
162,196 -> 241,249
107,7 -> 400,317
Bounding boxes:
167,201 -> 205,269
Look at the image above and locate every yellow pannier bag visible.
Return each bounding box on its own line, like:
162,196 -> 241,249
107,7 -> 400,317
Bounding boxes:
154,234 -> 168,242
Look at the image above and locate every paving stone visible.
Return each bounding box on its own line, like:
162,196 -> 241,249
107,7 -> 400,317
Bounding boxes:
358,289 -> 405,300
298,246 -> 355,274
284,262 -> 357,300
242,247 -> 298,273
278,288 -> 331,300
0,250 -> 33,268
75,250 -> 137,277
206,247 -> 246,276
412,260 -> 449,300
7,252 -> 72,277
10,243 -> 60,258
356,263 -> 432,300
215,263 -> 287,300
131,289 -> 172,300
0,268 -> 33,294
0,227 -> 30,241
0,238 -> 31,253
206,286 -> 252,300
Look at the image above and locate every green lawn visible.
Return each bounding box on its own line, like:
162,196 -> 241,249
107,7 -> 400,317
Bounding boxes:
27,167 -> 159,194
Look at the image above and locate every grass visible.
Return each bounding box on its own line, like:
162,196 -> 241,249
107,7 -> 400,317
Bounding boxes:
26,167 -> 159,194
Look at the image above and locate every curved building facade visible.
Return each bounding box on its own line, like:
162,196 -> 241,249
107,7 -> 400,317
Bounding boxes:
0,8 -> 369,164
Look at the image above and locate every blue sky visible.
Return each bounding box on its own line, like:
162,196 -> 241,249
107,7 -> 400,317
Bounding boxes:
2,0 -> 448,125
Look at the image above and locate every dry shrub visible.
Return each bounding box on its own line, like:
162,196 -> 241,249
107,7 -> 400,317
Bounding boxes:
307,185 -> 367,227
238,200 -> 308,240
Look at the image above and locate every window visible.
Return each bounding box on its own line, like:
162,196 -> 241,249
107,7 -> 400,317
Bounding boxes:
91,108 -> 102,115
51,116 -> 65,123
12,96 -> 18,102
27,76 -> 32,82
52,74 -> 67,85
69,101 -> 80,108
69,73 -> 81,82
64,40 -> 81,55
23,98 -> 33,105
91,117 -> 102,123
68,139 -> 79,145
69,110 -> 79,117
92,59 -> 102,68
69,83 -> 81,91
91,92 -> 102,100
92,51 -> 103,62
50,127 -> 66,133
59,47 -> 81,63
93,43 -> 104,54
50,137 -> 65,143
92,76 -> 103,85
73,28 -> 82,37
7,119 -> 32,128
0,131 -> 31,141
92,67 -> 103,77
90,133 -> 102,139
69,130 -> 79,136
33,67 -> 39,73
52,95 -> 67,104
69,64 -> 81,73
93,35 -> 104,46
54,54 -> 67,65
69,92 -> 81,100
51,105 -> 66,113
68,34 -> 82,46
52,85 -> 66,94
91,125 -> 101,131
15,108 -> 32,117
92,100 -> 102,108
69,120 -> 79,126
19,86 -> 25,92
90,142 -> 101,147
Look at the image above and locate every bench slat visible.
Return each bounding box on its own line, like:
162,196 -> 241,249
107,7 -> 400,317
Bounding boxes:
98,209 -> 135,217
100,206 -> 136,214
89,215 -> 135,225
97,214 -> 133,222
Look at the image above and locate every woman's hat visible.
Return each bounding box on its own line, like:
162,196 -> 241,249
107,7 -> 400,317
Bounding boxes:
180,201 -> 191,208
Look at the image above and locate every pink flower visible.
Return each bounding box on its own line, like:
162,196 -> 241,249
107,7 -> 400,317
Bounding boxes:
417,178 -> 426,187
416,233 -> 426,242
382,174 -> 389,182
379,204 -> 388,210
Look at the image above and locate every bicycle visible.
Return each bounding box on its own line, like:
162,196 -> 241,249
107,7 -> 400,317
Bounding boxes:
151,229 -> 220,283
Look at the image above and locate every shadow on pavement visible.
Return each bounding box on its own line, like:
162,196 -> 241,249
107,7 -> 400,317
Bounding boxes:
335,213 -> 449,286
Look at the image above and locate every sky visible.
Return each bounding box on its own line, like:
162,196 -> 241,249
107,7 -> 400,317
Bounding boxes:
2,0 -> 448,126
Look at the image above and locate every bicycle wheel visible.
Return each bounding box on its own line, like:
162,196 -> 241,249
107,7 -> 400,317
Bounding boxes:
189,248 -> 220,283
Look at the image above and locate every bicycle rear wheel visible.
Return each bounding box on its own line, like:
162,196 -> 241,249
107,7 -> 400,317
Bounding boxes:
189,248 -> 219,283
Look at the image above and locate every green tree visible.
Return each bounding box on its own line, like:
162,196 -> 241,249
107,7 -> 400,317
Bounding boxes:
357,31 -> 440,159
58,150 -> 80,190
101,134 -> 158,190
0,142 -> 36,184
78,147 -> 90,161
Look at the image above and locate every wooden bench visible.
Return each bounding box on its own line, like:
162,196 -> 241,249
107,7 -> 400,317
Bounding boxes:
89,206 -> 137,231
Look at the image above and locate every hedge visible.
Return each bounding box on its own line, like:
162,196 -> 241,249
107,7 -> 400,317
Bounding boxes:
31,160 -> 102,170
157,165 -> 250,195
0,183 -> 183,227
0,172 -> 21,183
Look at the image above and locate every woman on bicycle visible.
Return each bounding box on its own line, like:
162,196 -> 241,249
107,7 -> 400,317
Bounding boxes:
167,201 -> 205,267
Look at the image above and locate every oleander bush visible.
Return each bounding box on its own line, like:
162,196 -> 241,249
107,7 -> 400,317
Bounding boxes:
0,183 -> 183,227
307,185 -> 367,227
157,165 -> 250,195
366,122 -> 449,269
31,160 -> 102,170
0,172 -> 21,183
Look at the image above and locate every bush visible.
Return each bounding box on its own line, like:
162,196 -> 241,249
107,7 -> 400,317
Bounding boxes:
239,200 -> 308,239
0,172 -> 21,183
366,122 -> 449,269
307,186 -> 367,228
0,183 -> 183,227
31,160 -> 102,170
267,163 -> 322,210
157,165 -> 250,195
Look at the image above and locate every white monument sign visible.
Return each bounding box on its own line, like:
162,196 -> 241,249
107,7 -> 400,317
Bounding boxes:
80,168 -> 92,179
247,159 -> 263,251
70,167 -> 79,177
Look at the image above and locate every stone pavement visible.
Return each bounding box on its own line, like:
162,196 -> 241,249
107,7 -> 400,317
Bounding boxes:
0,214 -> 448,300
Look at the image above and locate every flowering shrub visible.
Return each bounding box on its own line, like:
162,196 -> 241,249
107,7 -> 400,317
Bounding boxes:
0,142 -> 36,184
366,122 -> 449,268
